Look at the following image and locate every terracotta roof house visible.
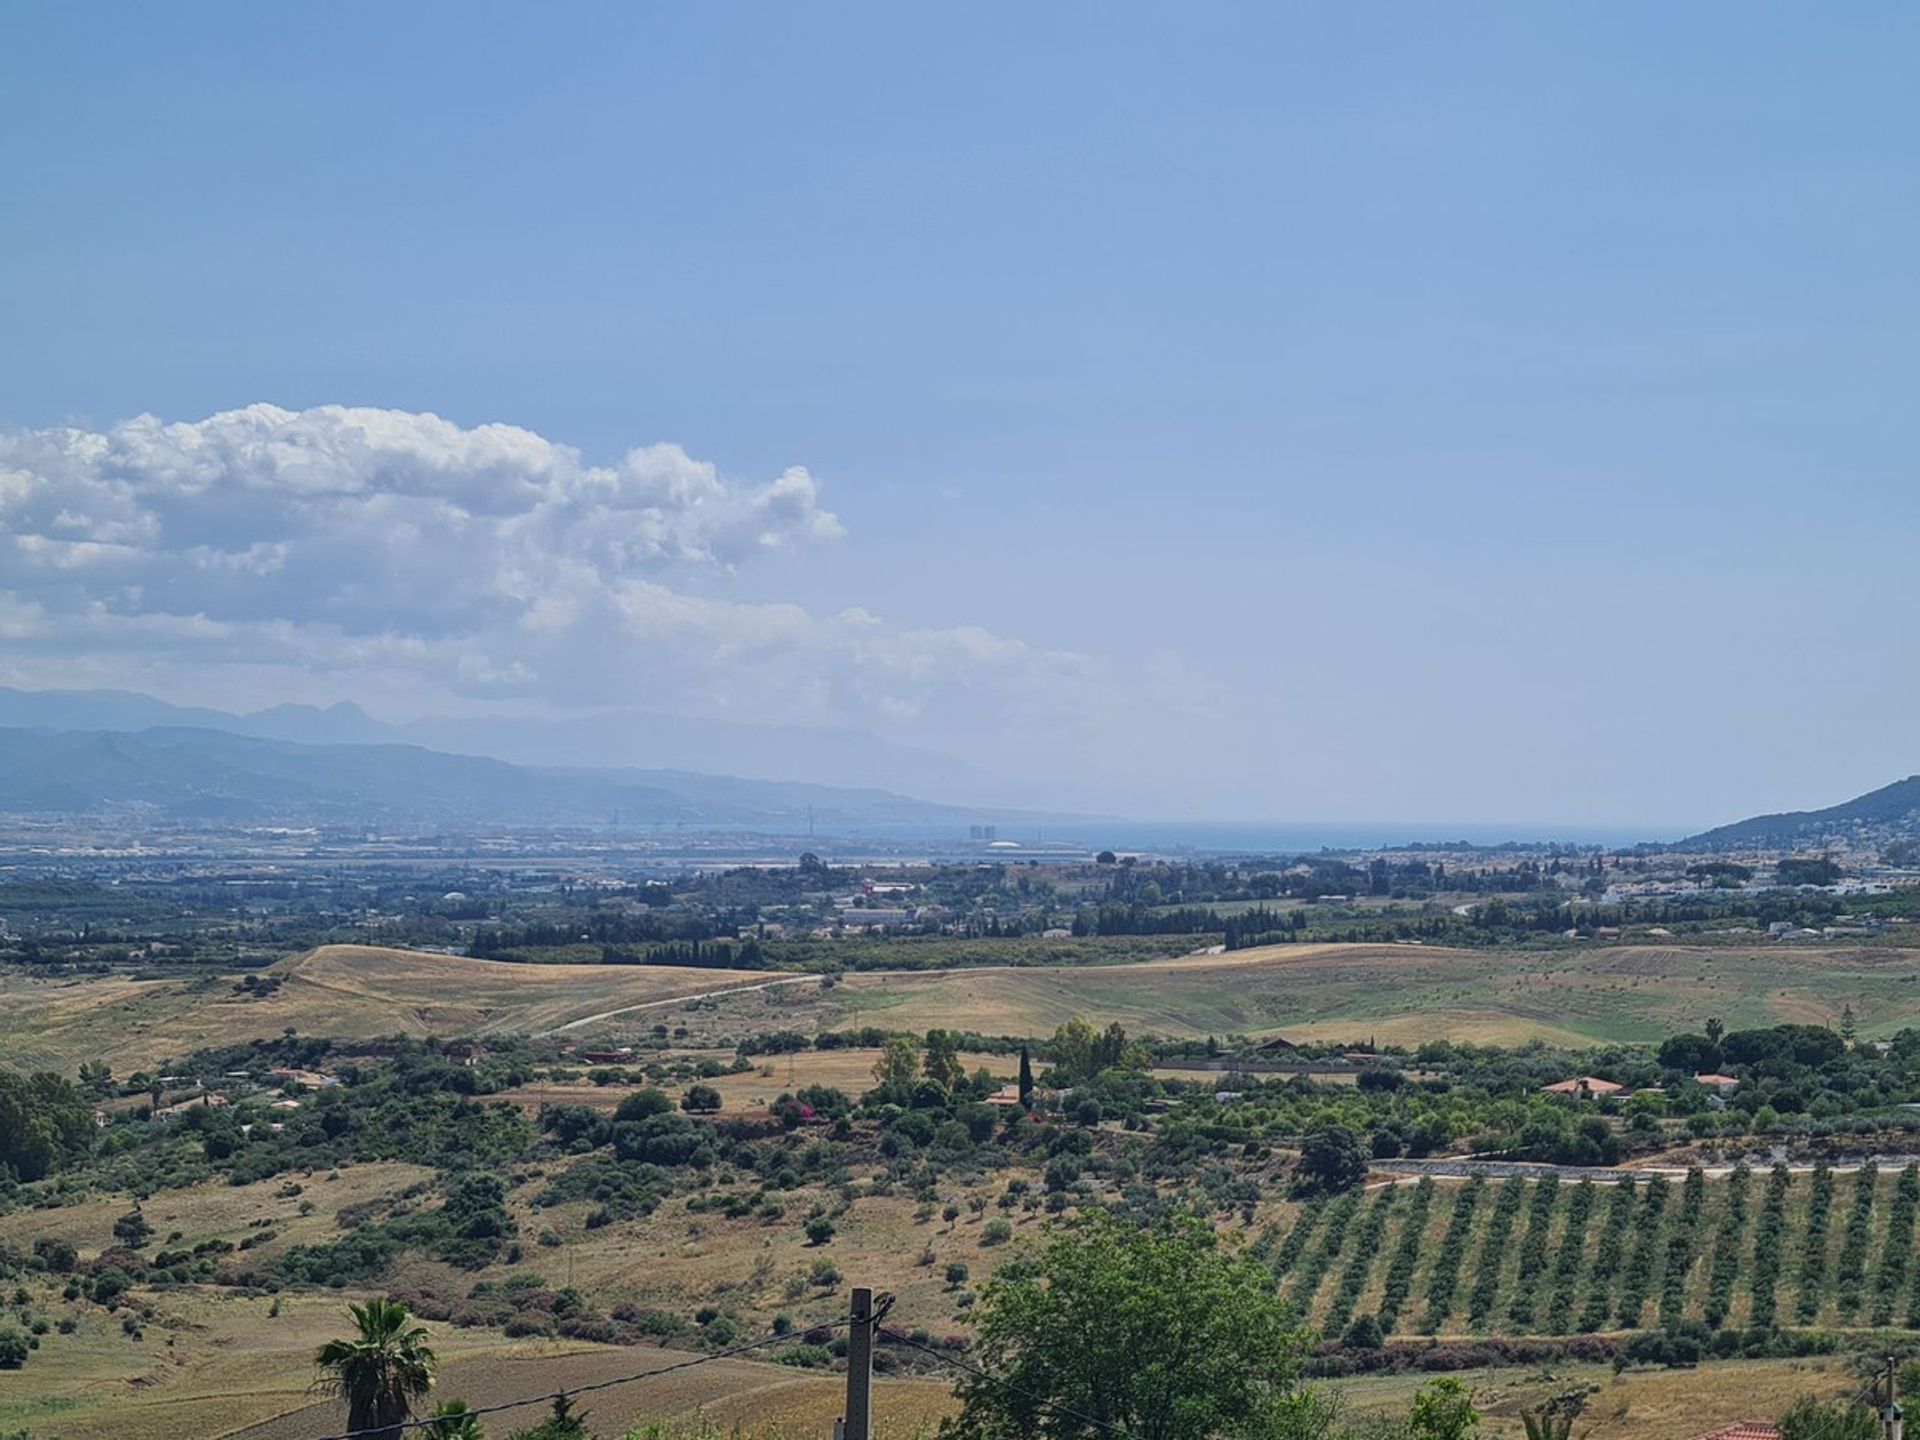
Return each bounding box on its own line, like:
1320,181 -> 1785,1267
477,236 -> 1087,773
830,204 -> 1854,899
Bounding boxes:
1542,1076 -> 1625,1098
1695,1073 -> 1742,1091
1687,1423 -> 1779,1440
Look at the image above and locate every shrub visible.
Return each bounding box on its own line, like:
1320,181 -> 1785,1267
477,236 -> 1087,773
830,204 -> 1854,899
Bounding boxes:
1467,1175 -> 1526,1331
1420,1176 -> 1484,1334
1324,1185 -> 1401,1338
611,1089 -> 672,1123
1702,1165 -> 1752,1328
1833,1163 -> 1878,1319
1615,1175 -> 1669,1331
1505,1174 -> 1558,1332
1578,1180 -> 1637,1333
1751,1165 -> 1793,1328
1380,1178 -> 1437,1334
1797,1162 -> 1835,1324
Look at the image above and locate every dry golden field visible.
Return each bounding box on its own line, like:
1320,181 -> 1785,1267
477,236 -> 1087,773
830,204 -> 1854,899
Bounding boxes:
0,945 -> 801,1074
666,941 -> 1920,1050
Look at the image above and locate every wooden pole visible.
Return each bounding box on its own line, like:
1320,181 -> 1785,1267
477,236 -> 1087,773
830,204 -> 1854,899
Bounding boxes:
844,1286 -> 874,1440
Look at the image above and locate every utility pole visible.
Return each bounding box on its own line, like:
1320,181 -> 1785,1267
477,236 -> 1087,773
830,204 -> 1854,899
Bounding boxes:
842,1287 -> 874,1440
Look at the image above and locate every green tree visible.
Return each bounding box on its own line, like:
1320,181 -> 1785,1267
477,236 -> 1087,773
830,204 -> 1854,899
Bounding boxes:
1049,1019 -> 1099,1085
1777,1395 -> 1878,1440
1018,1047 -> 1034,1107
611,1088 -> 672,1123
940,1210 -> 1316,1440
679,1084 -> 723,1114
427,1399 -> 486,1439
1296,1125 -> 1370,1195
1409,1379 -> 1479,1440
873,1036 -> 920,1091
507,1393 -> 590,1440
924,1030 -> 967,1090
313,1298 -> 438,1440
0,1068 -> 95,1182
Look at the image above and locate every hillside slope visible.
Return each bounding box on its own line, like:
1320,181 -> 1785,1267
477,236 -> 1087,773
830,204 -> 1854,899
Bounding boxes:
1681,775 -> 1920,850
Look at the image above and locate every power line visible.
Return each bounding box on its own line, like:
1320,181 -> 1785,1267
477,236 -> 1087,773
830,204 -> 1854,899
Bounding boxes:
305,1315 -> 848,1440
1782,1378 -> 1882,1440
886,1329 -> 1145,1440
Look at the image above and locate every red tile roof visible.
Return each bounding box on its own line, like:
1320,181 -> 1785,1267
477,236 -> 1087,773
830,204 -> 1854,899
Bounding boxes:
1688,1423 -> 1779,1440
1542,1076 -> 1624,1095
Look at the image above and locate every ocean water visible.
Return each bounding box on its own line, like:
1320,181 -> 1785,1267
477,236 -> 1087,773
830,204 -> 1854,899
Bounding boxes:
815,818 -> 1691,854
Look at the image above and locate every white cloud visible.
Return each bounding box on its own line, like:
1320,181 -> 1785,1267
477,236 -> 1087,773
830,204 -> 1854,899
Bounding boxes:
0,407 -> 1146,729
0,404 -> 1240,807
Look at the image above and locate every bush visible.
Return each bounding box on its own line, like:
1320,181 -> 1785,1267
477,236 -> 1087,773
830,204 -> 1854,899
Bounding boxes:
0,1328 -> 27,1370
981,1219 -> 1013,1246
805,1218 -> 836,1246
609,1088 -> 672,1123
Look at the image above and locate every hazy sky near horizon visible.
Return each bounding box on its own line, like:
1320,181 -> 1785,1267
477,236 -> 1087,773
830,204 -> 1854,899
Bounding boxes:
2,4 -> 1916,828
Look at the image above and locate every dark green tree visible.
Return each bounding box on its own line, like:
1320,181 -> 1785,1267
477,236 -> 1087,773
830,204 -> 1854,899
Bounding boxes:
1296,1124 -> 1370,1195
507,1393 -> 590,1440
940,1211 -> 1315,1440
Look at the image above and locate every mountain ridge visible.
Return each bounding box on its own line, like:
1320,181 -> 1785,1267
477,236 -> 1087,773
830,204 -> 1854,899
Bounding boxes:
1679,774 -> 1920,851
0,724 -> 1091,833
0,685 -> 992,804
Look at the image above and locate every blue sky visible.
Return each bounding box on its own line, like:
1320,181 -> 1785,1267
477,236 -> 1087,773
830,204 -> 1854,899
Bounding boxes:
1,4 -> 1915,828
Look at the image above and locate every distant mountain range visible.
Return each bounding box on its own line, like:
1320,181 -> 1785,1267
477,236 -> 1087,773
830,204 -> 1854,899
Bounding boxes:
0,686 -> 991,804
0,725 -> 1079,833
1679,775 -> 1920,851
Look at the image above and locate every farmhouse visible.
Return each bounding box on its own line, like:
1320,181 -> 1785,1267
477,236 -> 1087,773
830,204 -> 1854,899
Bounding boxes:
1695,1072 -> 1741,1094
268,1067 -> 340,1089
1542,1076 -> 1624,1099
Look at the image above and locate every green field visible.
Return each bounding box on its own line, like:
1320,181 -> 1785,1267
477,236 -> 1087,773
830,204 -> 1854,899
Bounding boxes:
682,940 -> 1920,1049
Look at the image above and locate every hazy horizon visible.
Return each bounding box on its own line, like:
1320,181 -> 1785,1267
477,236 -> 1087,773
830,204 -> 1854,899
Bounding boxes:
4,5 -> 1916,829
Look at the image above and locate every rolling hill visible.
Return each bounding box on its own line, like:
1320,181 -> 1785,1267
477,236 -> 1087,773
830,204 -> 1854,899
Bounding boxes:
1680,774 -> 1920,850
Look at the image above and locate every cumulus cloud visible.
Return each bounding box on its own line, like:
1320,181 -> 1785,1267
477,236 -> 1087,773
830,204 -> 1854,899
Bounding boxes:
0,404 -> 1221,785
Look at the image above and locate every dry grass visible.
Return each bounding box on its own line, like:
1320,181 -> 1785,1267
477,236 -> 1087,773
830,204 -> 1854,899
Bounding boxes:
0,945 -> 799,1073
1337,1354 -> 1863,1440
496,1049 -> 1014,1118
0,1160 -> 437,1265
669,942 -> 1920,1049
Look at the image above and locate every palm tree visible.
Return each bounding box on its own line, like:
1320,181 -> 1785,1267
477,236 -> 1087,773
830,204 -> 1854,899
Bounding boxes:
427,1399 -> 485,1439
314,1298 -> 437,1440
1520,1403 -> 1577,1440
